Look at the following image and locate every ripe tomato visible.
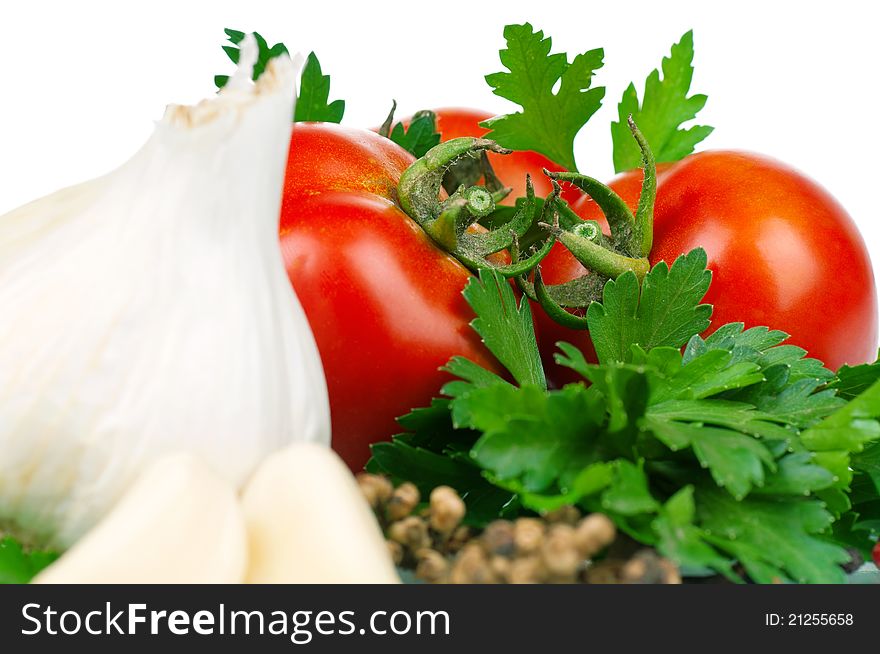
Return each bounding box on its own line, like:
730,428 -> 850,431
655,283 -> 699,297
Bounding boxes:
544,151 -> 878,379
280,123 -> 500,471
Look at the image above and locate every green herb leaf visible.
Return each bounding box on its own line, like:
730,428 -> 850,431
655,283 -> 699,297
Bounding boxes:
0,537 -> 58,584
294,52 -> 345,123
503,462 -> 616,512
752,453 -> 835,496
470,384 -> 606,493
600,460 -> 660,516
852,441 -> 880,487
462,268 -> 546,388
839,443 -> 880,556
368,439 -> 514,527
800,378 -> 880,456
698,487 -> 849,584
214,29 -> 289,89
586,248 -> 712,364
684,323 -> 842,427
646,419 -> 774,500
481,23 -> 604,171
215,30 -> 344,123
832,359 -> 880,400
798,379 -> 880,523
612,30 -> 713,173
653,487 -> 737,580
388,112 -> 441,158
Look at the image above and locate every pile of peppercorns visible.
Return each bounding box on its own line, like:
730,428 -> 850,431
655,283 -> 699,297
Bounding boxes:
356,473 -> 681,584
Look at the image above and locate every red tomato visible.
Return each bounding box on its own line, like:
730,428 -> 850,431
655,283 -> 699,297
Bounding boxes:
544,151 -> 878,378
873,540 -> 880,569
280,123 -> 500,471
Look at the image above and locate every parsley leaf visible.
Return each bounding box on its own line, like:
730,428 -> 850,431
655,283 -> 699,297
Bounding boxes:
499,462 -> 616,513
366,402 -> 515,527
369,439 -> 515,526
294,52 -> 345,123
800,378 -> 880,456
0,536 -> 58,584
799,377 -> 880,520
462,269 -> 546,388
653,487 -> 737,580
600,460 -> 660,516
752,453 -> 835,496
685,323 -> 834,385
698,487 -> 849,584
612,30 -> 713,173
684,323 -> 843,428
215,30 -> 344,123
469,384 -> 606,492
586,248 -> 712,364
214,29 -> 289,89
388,111 -> 441,158
832,359 -> 880,400
844,443 -> 880,554
646,418 -> 774,500
481,23 -> 604,171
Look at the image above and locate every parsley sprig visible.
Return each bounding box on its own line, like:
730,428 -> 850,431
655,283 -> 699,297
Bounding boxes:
368,250 -> 880,583
479,25 -> 712,177
611,31 -> 713,173
216,29 -> 344,123
481,23 -> 605,171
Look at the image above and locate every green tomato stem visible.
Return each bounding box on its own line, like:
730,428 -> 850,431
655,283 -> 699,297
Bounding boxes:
397,137 -> 511,225
628,116 -> 656,258
546,170 -> 637,249
533,116 -> 656,309
540,220 -> 649,281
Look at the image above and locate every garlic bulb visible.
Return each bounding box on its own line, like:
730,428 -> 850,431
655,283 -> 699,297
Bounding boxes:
0,36 -> 330,547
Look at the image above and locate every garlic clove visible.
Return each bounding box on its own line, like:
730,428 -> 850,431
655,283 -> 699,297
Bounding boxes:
33,453 -> 247,584
241,443 -> 400,584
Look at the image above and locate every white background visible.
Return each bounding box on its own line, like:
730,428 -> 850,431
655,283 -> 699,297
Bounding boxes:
1,0 -> 877,284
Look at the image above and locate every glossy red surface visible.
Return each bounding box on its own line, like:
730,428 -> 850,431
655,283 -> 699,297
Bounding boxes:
280,123 -> 499,470
544,151 -> 878,377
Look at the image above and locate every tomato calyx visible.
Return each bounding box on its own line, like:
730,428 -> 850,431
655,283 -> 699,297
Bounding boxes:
520,116 -> 657,326
397,137 -> 557,277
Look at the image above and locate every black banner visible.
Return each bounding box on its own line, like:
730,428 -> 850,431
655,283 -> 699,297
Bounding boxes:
0,584 -> 875,651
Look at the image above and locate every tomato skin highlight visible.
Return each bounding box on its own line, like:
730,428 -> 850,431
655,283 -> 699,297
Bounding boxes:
280,123 -> 499,471
284,122 -> 413,200
652,151 -> 878,371
550,151 -> 878,377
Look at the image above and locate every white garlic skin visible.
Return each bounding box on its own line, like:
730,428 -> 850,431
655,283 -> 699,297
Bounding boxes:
0,48 -> 330,547
33,454 -> 247,584
242,443 -> 400,584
